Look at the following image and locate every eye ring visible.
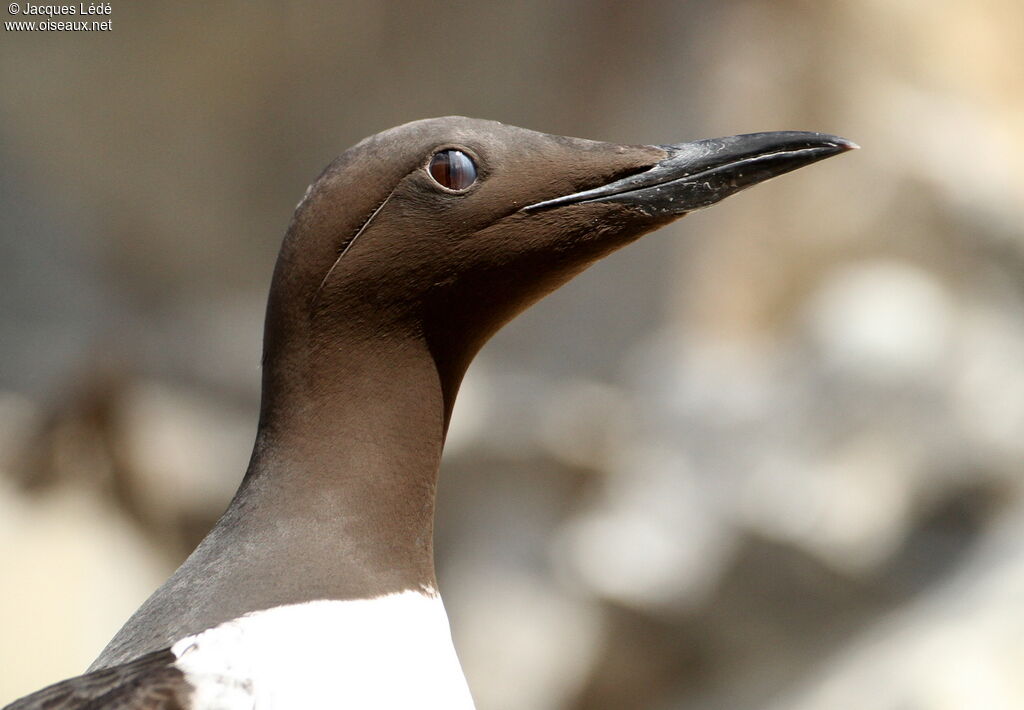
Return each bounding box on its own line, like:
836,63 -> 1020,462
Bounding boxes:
428,148 -> 478,191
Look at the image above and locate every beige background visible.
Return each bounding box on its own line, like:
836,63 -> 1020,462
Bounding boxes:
2,1 -> 1024,708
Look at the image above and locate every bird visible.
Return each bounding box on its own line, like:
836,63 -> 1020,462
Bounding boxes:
4,116 -> 855,709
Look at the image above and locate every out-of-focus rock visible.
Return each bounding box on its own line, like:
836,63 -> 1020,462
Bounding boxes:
769,503 -> 1024,710
804,260 -> 954,382
449,567 -> 604,710
555,442 -> 734,610
0,479 -> 170,703
117,380 -> 253,531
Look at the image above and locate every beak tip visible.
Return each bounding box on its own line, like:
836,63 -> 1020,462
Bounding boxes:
830,136 -> 860,152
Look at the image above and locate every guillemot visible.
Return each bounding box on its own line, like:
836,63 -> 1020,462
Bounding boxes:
4,117 -> 855,709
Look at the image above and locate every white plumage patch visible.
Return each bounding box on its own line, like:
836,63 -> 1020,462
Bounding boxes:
171,589 -> 475,709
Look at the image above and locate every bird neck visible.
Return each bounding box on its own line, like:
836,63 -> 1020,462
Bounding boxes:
237,325 -> 450,598
89,317 -> 461,670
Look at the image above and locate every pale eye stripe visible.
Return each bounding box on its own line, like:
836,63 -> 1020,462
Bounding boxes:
312,188 -> 396,309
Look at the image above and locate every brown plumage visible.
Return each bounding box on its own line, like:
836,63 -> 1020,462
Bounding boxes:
4,117 -> 854,709
6,650 -> 190,710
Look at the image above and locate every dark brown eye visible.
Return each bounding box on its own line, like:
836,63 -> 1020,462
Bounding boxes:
428,149 -> 477,190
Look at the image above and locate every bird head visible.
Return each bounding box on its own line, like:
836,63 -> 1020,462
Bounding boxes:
264,116 -> 854,404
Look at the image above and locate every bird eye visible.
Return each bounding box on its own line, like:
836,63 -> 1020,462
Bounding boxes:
428,149 -> 477,191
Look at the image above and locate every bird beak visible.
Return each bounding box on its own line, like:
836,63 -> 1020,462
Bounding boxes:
523,131 -> 858,215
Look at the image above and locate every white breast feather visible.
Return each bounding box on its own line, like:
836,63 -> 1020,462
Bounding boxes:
170,589 -> 475,709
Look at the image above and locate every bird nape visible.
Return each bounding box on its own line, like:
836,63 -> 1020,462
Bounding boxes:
4,116 -> 855,710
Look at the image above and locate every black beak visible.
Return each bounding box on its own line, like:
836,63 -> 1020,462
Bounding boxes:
524,131 -> 858,215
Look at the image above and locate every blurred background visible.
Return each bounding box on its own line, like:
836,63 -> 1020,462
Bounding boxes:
2,1 -> 1024,707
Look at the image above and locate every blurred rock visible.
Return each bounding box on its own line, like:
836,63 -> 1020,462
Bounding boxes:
804,260 -> 954,383
450,567 -> 604,710
0,479 -> 170,703
770,503 -> 1024,710
555,442 -> 734,610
